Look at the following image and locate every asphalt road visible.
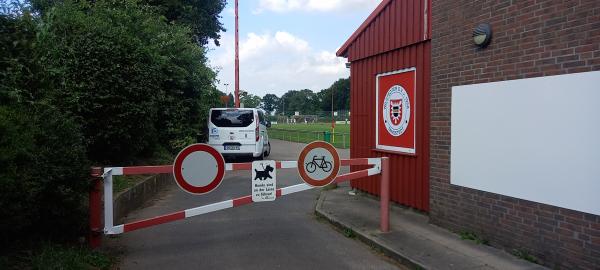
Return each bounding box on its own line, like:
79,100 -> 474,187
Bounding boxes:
107,139 -> 401,269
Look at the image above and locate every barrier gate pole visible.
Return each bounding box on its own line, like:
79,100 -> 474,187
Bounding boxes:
89,167 -> 103,248
100,158 -> 384,235
380,157 -> 390,232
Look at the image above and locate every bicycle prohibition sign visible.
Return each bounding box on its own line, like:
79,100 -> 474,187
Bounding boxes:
305,156 -> 332,173
297,141 -> 341,187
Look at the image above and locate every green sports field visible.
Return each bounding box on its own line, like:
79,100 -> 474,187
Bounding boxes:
268,123 -> 350,148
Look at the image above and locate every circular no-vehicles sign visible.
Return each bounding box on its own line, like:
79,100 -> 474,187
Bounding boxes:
298,141 -> 340,187
173,144 -> 225,195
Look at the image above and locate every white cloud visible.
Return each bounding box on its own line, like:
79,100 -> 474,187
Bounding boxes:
315,51 -> 346,75
254,0 -> 380,13
208,31 -> 348,97
274,32 -> 309,51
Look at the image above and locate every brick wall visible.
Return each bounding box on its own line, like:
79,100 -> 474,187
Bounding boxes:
430,0 -> 600,269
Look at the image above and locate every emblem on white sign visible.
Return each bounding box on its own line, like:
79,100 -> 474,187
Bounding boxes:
252,160 -> 276,202
383,85 -> 411,137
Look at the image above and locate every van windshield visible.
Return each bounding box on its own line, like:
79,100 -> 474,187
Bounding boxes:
210,109 -> 254,127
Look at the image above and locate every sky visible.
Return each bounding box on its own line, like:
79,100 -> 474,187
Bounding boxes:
207,0 -> 381,98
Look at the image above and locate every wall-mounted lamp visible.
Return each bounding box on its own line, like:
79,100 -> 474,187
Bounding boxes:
473,23 -> 492,48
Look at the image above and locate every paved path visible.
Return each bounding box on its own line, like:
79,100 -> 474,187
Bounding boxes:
317,186 -> 548,270
107,139 -> 403,269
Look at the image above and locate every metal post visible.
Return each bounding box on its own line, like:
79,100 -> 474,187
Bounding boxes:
331,81 -> 337,144
380,157 -> 390,232
89,167 -> 103,248
224,83 -> 229,108
103,169 -> 114,234
234,0 -> 240,108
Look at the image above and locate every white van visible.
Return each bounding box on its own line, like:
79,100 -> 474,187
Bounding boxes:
207,108 -> 271,159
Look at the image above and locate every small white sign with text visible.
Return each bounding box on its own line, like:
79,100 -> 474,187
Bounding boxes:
252,160 -> 276,202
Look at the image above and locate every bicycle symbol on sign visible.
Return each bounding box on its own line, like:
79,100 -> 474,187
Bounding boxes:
305,156 -> 333,173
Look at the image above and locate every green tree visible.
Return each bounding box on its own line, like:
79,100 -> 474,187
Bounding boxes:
142,0 -> 227,46
280,89 -> 318,115
239,90 -> 261,108
317,78 -> 350,112
227,93 -> 235,107
261,93 -> 280,114
30,0 -> 227,46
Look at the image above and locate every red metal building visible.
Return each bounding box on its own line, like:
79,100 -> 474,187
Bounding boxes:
337,0 -> 431,212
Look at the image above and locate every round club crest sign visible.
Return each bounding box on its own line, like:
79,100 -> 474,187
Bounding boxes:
376,68 -> 417,154
383,85 -> 411,137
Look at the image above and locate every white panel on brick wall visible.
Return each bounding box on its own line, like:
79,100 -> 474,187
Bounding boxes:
451,71 -> 600,216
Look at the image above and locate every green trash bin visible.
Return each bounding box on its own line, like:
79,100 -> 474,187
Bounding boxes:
323,131 -> 331,142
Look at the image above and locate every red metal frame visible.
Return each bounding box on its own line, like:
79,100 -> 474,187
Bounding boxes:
89,167 -> 103,248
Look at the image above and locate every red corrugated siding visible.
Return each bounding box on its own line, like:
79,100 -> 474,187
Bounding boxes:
346,0 -> 427,62
346,0 -> 431,212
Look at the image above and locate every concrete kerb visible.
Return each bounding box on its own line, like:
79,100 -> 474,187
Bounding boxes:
112,174 -> 174,224
314,191 -> 426,270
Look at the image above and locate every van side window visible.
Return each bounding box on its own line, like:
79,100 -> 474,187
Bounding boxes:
258,111 -> 265,124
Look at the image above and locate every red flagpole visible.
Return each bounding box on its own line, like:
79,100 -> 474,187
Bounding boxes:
234,0 -> 240,108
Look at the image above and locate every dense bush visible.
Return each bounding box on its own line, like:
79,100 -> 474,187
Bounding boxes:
0,0 -> 223,247
38,0 -> 220,162
0,105 -> 89,244
0,11 -> 40,104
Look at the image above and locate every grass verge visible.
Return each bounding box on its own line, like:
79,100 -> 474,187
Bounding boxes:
113,145 -> 174,194
272,123 -> 350,133
511,249 -> 539,264
268,123 -> 350,148
113,174 -> 151,194
1,243 -> 115,270
459,231 -> 489,245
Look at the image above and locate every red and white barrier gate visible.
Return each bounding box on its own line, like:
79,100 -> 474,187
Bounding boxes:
89,156 -> 390,247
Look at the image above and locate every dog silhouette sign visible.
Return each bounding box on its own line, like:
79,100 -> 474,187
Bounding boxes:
252,160 -> 277,202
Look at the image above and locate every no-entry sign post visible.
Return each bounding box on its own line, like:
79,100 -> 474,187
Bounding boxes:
173,144 -> 225,195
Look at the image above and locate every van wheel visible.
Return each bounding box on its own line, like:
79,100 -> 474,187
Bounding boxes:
265,142 -> 271,157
